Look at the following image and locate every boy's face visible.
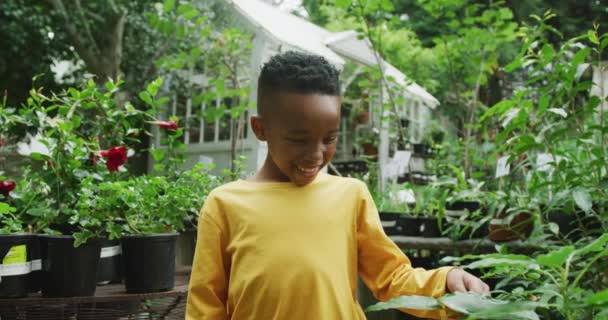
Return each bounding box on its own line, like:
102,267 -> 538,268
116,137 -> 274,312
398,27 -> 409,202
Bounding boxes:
252,92 -> 341,186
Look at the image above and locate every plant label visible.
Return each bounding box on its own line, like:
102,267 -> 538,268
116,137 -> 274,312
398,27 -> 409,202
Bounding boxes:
496,156 -> 510,178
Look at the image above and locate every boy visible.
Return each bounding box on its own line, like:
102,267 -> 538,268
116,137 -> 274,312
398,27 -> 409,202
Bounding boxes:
187,51 -> 489,319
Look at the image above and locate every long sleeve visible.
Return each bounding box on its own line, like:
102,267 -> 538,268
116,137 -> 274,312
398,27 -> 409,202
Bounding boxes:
186,194 -> 230,320
356,183 -> 453,319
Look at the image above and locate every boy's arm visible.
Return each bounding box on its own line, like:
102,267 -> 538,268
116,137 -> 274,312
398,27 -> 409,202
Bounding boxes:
186,194 -> 229,320
356,183 -> 453,319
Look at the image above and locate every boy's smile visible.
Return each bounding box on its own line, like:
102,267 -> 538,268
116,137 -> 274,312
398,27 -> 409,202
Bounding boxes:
251,92 -> 341,186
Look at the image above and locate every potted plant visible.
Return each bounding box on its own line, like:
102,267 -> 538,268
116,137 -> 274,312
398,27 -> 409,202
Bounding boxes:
96,172 -> 198,293
487,190 -> 537,242
355,127 -> 380,159
434,175 -> 491,240
0,189 -> 38,298
377,183 -> 419,237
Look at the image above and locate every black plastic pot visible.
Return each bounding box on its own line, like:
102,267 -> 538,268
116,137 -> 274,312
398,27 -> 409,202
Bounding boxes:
379,212 -> 403,236
28,234 -> 42,294
0,234 -> 35,298
39,235 -> 101,297
418,217 -> 443,238
446,201 -> 481,212
399,216 -> 421,236
547,211 -> 603,240
96,238 -> 123,285
121,233 -> 178,293
412,143 -> 432,156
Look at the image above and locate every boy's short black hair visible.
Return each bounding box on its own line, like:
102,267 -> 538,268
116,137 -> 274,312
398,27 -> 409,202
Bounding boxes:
257,51 -> 341,115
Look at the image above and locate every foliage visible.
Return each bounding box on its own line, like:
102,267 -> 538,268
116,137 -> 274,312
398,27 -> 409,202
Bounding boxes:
76,163 -> 218,237
451,234 -> 608,319
0,78 -> 153,244
366,291 -> 540,320
480,15 -> 607,234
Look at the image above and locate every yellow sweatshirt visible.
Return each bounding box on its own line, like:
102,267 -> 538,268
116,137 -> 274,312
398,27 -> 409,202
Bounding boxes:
186,173 -> 452,319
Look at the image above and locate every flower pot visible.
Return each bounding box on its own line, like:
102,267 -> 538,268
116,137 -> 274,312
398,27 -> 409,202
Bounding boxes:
546,210 -> 603,241
121,233 -> 178,293
379,212 -> 403,236
418,217 -> 443,238
39,235 -> 101,297
398,216 -> 421,236
28,234 -> 42,294
362,143 -> 378,159
488,211 -> 534,242
446,201 -> 481,212
0,234 -> 36,298
96,238 -> 123,285
412,143 -> 432,156
356,111 -> 369,124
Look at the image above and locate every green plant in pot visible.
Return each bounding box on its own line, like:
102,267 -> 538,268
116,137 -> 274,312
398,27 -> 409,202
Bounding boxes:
0,194 -> 38,298
355,126 -> 380,159
377,182 -> 418,237
452,233 -> 608,319
405,184 -> 449,238
434,169 -> 491,240
2,79 -> 148,297
94,172 -> 199,293
487,189 -> 538,242
479,19 -> 607,244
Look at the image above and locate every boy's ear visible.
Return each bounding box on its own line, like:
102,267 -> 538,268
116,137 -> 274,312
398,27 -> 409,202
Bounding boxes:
250,115 -> 266,141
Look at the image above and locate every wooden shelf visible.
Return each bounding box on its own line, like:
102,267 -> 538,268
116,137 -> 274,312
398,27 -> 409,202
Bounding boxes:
390,236 -> 542,253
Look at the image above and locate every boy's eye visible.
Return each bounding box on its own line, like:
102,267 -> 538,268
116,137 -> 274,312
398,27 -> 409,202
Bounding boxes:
286,138 -> 307,144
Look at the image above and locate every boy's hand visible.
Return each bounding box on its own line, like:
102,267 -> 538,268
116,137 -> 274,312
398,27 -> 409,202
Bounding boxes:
446,269 -> 490,294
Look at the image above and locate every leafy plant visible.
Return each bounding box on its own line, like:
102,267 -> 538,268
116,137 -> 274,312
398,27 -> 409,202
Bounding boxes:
451,234 -> 608,319
366,291 -> 539,320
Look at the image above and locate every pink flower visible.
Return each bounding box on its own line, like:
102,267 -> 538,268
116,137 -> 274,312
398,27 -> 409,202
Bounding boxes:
152,120 -> 179,132
100,146 -> 127,172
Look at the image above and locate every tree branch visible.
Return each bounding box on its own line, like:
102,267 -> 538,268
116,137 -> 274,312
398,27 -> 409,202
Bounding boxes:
73,0 -> 100,54
46,0 -> 100,76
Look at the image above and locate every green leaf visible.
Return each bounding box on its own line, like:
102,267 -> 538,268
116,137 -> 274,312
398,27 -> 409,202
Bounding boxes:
504,57 -> 522,73
586,289 -> 608,305
538,94 -> 549,114
465,255 -> 537,270
177,3 -> 193,15
439,292 -> 539,320
541,44 -> 555,62
572,189 -> 592,213
575,233 -> 608,256
0,202 -> 16,214
334,0 -> 352,9
536,246 -> 574,268
380,0 -> 394,12
365,295 -> 441,312
481,100 -> 515,122
588,30 -> 600,45
139,91 -> 153,106
572,47 -> 590,67
163,0 -> 175,13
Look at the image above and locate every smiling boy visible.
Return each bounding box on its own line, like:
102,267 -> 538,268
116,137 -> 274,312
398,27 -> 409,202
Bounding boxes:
186,51 -> 489,320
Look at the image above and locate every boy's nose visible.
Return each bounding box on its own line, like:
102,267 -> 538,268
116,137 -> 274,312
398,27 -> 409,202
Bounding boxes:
306,142 -> 326,162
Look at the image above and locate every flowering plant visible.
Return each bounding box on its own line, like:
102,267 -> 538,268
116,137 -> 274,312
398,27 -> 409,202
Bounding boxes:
0,79 -> 148,244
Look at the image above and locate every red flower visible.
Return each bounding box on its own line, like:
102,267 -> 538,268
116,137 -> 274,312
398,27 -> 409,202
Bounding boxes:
153,120 -> 178,132
0,180 -> 16,197
100,146 -> 127,172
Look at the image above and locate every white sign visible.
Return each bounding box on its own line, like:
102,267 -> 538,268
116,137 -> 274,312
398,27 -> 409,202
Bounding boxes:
496,156 -> 510,178
383,150 -> 412,180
